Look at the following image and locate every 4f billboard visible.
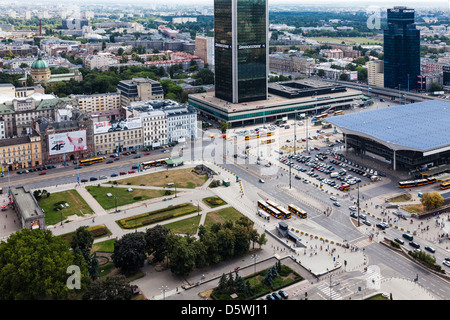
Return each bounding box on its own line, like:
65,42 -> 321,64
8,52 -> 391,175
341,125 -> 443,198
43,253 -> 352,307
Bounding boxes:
49,130 -> 87,155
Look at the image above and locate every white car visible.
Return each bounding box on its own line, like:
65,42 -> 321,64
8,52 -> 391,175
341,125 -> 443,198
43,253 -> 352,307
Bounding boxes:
349,206 -> 357,211
330,196 -> 337,201
443,260 -> 450,267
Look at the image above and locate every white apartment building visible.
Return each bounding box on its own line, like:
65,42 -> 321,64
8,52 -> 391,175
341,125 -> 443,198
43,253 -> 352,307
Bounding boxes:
368,60 -> 384,88
83,53 -> 119,70
125,99 -> 197,145
71,92 -> 121,113
140,110 -> 168,148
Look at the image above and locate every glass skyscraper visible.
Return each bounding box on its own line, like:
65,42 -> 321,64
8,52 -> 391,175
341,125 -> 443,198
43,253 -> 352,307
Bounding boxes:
383,7 -> 420,91
214,0 -> 268,103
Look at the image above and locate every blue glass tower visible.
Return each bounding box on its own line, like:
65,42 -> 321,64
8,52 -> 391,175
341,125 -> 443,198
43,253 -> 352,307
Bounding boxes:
383,7 -> 420,91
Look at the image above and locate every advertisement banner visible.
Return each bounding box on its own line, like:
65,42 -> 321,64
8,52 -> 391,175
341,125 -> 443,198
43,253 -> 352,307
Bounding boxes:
49,130 -> 87,155
94,118 -> 142,134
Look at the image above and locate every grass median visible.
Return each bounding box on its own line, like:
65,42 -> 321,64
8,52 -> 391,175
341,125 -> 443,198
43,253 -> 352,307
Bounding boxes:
86,185 -> 171,210
38,189 -> 94,225
113,167 -> 209,188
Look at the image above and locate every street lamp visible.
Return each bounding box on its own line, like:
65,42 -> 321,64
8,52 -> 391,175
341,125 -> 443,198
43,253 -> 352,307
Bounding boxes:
251,254 -> 258,277
159,285 -> 169,300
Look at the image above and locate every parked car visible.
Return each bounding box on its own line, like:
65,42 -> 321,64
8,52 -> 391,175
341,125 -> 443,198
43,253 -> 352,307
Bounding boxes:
81,179 -> 88,183
271,292 -> 282,300
128,170 -> 135,174
90,177 -> 98,181
394,238 -> 404,245
111,173 -> 118,177
99,175 -> 107,180
39,171 -> 46,175
266,295 -> 275,300
278,290 -> 289,299
333,201 -> 341,207
119,172 -> 126,175
106,160 -> 114,164
144,152 -> 151,155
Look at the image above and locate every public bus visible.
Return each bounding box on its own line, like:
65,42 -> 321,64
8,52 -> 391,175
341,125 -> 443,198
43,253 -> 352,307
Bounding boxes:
339,183 -> 350,191
440,181 -> 450,190
288,204 -> 307,219
261,139 -> 275,144
141,158 -> 169,169
276,205 -> 292,219
79,157 -> 105,166
245,132 -> 273,140
398,178 -> 436,188
265,200 -> 280,209
316,113 -> 328,120
334,110 -> 344,115
257,200 -> 282,219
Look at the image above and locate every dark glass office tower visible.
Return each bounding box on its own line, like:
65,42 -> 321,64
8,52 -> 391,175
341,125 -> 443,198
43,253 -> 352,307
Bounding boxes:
214,0 -> 268,103
383,7 -> 420,91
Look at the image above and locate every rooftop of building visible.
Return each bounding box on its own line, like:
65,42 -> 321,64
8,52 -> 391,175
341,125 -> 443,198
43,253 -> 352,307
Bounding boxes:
327,100 -> 450,154
11,185 -> 44,221
189,79 -> 360,113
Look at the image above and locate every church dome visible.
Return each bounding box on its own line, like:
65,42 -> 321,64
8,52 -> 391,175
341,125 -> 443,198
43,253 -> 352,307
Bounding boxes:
31,55 -> 49,69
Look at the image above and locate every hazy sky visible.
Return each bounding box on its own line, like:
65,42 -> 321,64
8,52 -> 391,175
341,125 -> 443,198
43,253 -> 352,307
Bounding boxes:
30,0 -> 450,7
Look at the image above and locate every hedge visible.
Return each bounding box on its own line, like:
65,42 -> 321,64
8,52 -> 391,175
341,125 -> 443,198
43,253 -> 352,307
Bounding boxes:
118,203 -> 197,229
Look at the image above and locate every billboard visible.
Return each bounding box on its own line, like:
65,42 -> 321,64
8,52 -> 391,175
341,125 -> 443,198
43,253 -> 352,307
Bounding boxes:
349,71 -> 358,81
94,118 -> 142,134
49,130 -> 87,155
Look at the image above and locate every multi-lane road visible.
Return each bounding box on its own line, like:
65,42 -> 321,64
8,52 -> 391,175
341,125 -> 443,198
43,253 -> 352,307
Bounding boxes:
3,124 -> 450,299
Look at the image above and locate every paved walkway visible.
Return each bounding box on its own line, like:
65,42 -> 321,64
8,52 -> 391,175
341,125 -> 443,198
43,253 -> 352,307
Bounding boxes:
1,160 -> 445,301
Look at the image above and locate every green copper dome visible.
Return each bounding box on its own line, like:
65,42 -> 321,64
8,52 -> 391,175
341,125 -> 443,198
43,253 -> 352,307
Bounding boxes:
31,55 -> 49,69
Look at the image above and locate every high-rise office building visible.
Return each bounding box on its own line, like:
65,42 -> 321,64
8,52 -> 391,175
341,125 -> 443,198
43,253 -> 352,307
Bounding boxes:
383,6 -> 420,91
214,0 -> 268,103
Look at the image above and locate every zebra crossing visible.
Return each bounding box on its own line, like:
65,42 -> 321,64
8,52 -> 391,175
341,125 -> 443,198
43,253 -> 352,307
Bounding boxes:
315,281 -> 344,300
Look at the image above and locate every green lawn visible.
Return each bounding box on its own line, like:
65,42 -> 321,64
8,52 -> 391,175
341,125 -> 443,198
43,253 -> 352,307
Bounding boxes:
38,189 -> 93,225
204,206 -> 245,228
86,186 -> 168,210
114,167 -> 209,189
92,239 -> 115,253
163,215 -> 202,235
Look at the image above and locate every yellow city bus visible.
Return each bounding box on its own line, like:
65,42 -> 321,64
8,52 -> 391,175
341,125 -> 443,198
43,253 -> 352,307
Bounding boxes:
257,200 -> 282,219
141,158 -> 169,168
276,205 -> 292,219
440,181 -> 450,190
79,157 -> 105,165
288,204 -> 307,219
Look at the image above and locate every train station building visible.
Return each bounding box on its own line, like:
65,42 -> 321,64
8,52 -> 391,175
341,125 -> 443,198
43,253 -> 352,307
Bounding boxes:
188,79 -> 365,127
327,100 -> 450,171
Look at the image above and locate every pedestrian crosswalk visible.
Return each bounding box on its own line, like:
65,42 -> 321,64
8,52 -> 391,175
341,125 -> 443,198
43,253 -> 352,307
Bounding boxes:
316,281 -> 343,300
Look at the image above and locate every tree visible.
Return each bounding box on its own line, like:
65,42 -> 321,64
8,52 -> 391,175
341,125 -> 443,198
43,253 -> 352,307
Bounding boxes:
339,73 -> 349,81
112,232 -> 147,275
165,234 -> 197,276
82,275 -> 137,300
144,224 -> 169,263
0,228 -> 88,299
430,82 -> 443,92
317,69 -> 325,77
420,192 -> 444,211
70,226 -> 94,263
194,68 -> 214,85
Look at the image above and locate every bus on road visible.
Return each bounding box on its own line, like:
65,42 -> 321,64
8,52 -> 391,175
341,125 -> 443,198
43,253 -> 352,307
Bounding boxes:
288,204 -> 307,219
141,158 -> 169,169
257,200 -> 282,219
79,157 -> 105,166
